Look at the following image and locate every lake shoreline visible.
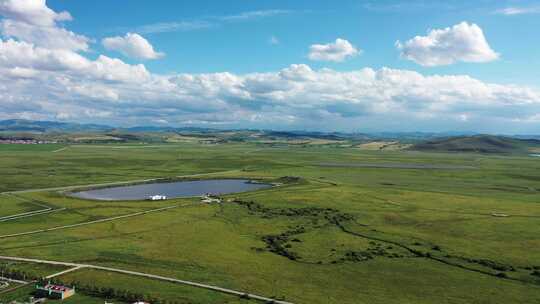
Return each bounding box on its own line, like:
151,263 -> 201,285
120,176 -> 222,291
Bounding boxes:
69,179 -> 272,201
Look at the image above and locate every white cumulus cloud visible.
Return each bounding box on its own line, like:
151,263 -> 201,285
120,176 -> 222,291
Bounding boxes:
0,0 -> 71,27
102,33 -> 164,60
1,19 -> 89,51
0,0 -> 89,51
308,38 -> 360,62
396,22 -> 499,66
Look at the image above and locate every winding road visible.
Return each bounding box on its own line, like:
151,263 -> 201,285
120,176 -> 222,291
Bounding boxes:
0,256 -> 293,304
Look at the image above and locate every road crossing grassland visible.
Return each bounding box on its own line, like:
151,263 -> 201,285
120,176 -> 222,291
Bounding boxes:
0,202 -> 294,303
52,146 -> 68,153
0,255 -> 292,304
0,188 -> 294,303
0,194 -> 49,218
0,205 -> 184,239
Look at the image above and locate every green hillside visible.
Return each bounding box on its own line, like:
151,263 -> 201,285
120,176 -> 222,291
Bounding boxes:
411,135 -> 540,154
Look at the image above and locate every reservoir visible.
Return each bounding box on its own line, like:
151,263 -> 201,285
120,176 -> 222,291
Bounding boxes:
70,179 -> 271,201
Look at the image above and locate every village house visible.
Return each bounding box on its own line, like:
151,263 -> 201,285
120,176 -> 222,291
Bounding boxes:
35,283 -> 75,300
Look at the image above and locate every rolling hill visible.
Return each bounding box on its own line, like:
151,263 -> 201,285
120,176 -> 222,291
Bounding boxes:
410,135 -> 540,154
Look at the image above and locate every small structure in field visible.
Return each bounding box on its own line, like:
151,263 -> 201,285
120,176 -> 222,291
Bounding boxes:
201,194 -> 222,204
35,283 -> 75,300
148,195 -> 167,201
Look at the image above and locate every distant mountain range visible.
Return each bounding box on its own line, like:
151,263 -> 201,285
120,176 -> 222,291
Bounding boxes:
0,119 -> 113,133
1,119 -> 539,145
0,119 -> 209,133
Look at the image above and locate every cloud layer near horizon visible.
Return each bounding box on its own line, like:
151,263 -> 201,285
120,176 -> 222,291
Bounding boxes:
0,1 -> 539,132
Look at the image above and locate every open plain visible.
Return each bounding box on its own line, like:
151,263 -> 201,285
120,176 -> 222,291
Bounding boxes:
1,142 -> 539,303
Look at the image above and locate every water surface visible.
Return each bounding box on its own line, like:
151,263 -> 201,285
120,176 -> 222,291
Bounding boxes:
71,179 -> 270,201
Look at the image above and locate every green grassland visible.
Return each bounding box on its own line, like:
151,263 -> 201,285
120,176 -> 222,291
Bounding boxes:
0,194 -> 45,217
0,260 -> 67,278
0,143 -> 539,303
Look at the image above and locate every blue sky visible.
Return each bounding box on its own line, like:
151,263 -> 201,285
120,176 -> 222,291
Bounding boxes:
48,0 -> 540,84
1,0 -> 540,133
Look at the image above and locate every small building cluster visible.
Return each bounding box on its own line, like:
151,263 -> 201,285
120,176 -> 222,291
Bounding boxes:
35,283 -> 75,300
201,194 -> 222,204
0,139 -> 57,144
147,195 -> 167,201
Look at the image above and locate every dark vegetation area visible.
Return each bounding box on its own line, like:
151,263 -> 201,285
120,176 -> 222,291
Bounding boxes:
232,198 -> 540,284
